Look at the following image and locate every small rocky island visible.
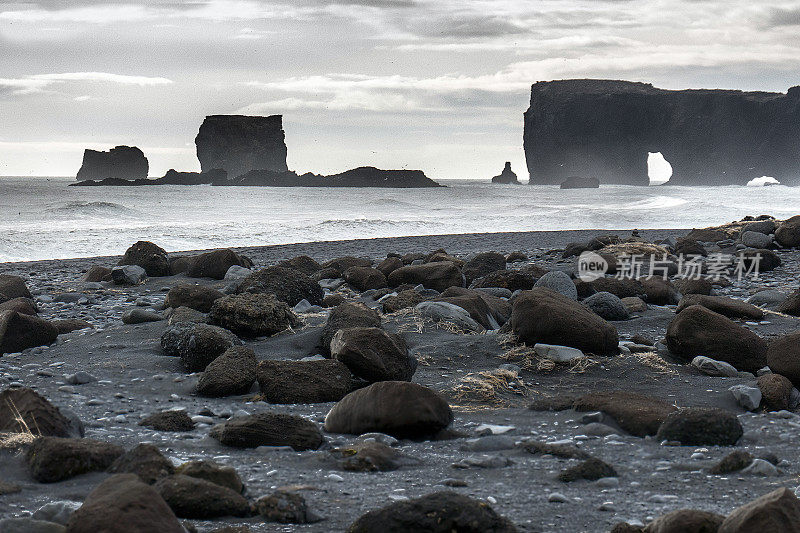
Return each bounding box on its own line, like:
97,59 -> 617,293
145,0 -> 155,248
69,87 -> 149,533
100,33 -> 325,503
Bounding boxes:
75,146 -> 148,181
491,162 -> 520,184
73,115 -> 441,188
524,79 -> 800,186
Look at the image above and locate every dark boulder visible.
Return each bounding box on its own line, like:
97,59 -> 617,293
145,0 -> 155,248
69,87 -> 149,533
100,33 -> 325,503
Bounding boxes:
766,331 -> 800,387
154,475 -> 250,519
187,249 -> 251,280
257,490 -> 323,524
471,269 -> 537,291
0,387 -> 74,437
196,346 -> 257,397
0,274 -> 31,299
208,292 -> 298,337
376,256 -> 403,277
81,265 -> 113,282
573,391 -> 677,437
776,288 -> 800,316
436,287 -> 511,329
107,443 -> 175,484
638,277 -> 680,305
676,294 -> 763,320
511,288 -> 618,355
65,474 -> 184,533
256,359 -> 357,404
674,278 -> 713,296
118,241 -> 170,277
160,323 -> 241,372
590,277 -> 646,299
139,410 -> 195,432
344,266 -> 387,292
52,318 -> 94,334
331,327 -> 415,382
324,256 -> 372,275
277,255 -> 322,275
0,310 -> 58,354
665,305 -> 767,372
236,266 -> 323,306
645,509 -> 725,533
381,290 -> 428,314
756,373 -> 793,411
387,261 -> 464,292
582,291 -> 630,321
347,491 -> 518,533
324,381 -> 453,439
559,457 -> 616,481
175,460 -> 243,494
210,412 -> 323,451
0,297 -> 38,316
76,145 -> 148,181
27,437 -> 124,483
164,284 -> 224,313
320,302 -> 381,354
462,252 -> 506,284
775,215 -> 800,247
656,407 -> 743,446
718,487 -> 800,533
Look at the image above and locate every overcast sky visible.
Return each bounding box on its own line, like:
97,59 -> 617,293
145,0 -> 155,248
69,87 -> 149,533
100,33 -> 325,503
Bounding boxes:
1,0 -> 799,180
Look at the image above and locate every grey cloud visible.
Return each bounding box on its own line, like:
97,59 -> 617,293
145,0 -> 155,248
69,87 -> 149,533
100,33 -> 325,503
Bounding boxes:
765,7 -> 800,27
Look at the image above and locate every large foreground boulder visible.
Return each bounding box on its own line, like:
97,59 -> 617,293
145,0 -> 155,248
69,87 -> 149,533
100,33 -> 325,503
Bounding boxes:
766,331 -> 800,387
0,297 -> 38,316
387,261 -> 464,292
511,288 -> 618,355
107,443 -> 175,484
164,284 -> 224,313
27,437 -> 124,483
573,391 -> 677,437
436,287 -> 511,329
343,266 -> 387,291
196,346 -> 257,397
320,302 -> 381,353
331,327 -> 416,382
236,266 -> 323,306
325,381 -> 453,439
665,305 -> 767,373
187,249 -> 251,279
347,491 -> 518,533
207,292 -> 298,337
65,474 -> 184,533
645,509 -> 725,533
118,241 -> 170,277
210,412 -> 323,451
655,407 -> 743,446
0,387 -> 74,437
257,359 -> 357,403
0,310 -> 58,354
718,487 -> 800,533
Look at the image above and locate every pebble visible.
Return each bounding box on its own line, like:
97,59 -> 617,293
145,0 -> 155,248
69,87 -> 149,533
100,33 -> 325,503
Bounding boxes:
328,474 -> 344,482
65,371 -> 97,385
742,458 -> 779,476
596,477 -> 619,488
548,493 -> 570,503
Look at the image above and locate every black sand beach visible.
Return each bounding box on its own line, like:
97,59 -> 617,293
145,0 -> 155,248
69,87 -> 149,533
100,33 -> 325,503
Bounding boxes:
2,225 -> 800,532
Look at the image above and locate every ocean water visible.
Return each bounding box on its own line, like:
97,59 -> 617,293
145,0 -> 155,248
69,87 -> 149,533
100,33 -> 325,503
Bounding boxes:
1,176 -> 799,263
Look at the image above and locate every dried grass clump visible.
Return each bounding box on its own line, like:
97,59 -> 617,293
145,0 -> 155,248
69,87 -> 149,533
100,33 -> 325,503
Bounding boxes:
451,368 -> 528,406
392,307 -> 479,335
498,333 -> 597,374
627,351 -> 676,375
0,431 -> 36,451
600,242 -> 670,257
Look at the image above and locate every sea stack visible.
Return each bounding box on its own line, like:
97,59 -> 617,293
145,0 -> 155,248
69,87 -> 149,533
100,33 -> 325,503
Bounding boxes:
195,115 -> 289,179
524,79 -> 800,186
75,146 -> 148,181
491,162 -> 520,184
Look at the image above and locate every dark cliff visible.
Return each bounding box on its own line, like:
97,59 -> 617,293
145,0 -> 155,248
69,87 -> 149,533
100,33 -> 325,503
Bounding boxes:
75,145 -> 148,181
195,114 -> 288,178
523,79 -> 800,186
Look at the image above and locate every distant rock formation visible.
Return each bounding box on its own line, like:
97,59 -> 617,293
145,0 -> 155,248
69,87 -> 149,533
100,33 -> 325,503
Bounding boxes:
195,115 -> 288,178
72,169 -> 227,187
524,79 -> 800,186
75,146 -> 148,181
560,176 -> 599,189
72,166 -> 441,188
491,162 -> 520,184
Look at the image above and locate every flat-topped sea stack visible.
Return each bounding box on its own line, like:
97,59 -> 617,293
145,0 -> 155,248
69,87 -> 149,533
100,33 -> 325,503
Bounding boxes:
491,162 -> 520,184
195,114 -> 289,178
231,166 -> 441,188
524,79 -> 800,186
560,176 -> 599,189
75,145 -> 148,181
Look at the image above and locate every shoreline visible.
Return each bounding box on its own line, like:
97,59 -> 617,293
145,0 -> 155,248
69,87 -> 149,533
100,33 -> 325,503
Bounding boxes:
0,228 -> 683,270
